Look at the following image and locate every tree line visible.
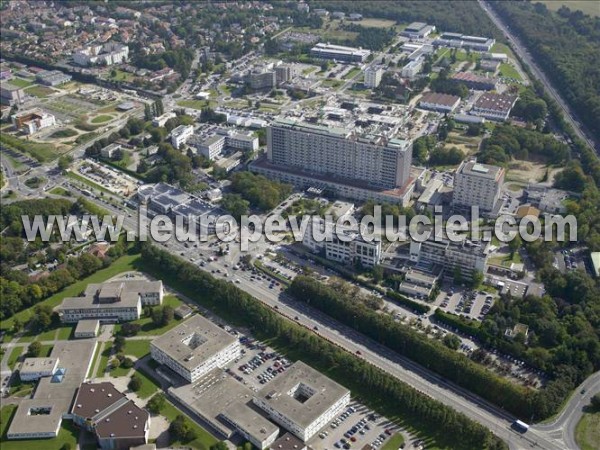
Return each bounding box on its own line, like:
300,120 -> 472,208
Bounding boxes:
139,244 -> 506,449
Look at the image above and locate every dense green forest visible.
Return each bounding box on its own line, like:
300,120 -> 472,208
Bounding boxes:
489,1 -> 600,142
308,1 -> 502,38
140,244 -> 506,450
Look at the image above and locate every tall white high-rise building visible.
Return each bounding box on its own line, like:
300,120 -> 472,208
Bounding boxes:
453,160 -> 504,215
364,67 -> 384,88
266,119 -> 412,190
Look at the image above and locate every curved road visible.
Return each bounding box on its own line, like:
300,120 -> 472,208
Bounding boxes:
480,0 -> 599,154
533,371 -> 600,450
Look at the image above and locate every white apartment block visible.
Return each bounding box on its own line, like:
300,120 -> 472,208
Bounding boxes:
401,59 -> 423,79
171,125 -> 194,149
253,361 -> 351,442
73,42 -> 129,66
193,130 -> 258,161
303,218 -> 381,268
152,112 -> 176,127
267,119 -> 412,190
100,142 -> 121,159
150,315 -> 241,383
57,280 -> 163,323
453,160 -> 504,214
364,67 -> 384,88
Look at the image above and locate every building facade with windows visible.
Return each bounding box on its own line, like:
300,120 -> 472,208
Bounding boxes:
150,315 -> 241,383
453,160 -> 504,215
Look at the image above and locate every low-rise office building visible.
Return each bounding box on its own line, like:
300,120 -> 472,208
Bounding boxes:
401,22 -> 436,39
19,357 -> 60,382
74,319 -> 100,338
101,142 -> 121,159
35,70 -> 72,86
310,43 -> 370,63
418,92 -> 461,113
471,92 -> 518,121
151,315 -> 241,383
1,83 -> 26,106
72,382 -> 150,450
254,361 -> 350,442
57,280 -> 163,323
451,72 -> 498,91
401,59 -> 423,79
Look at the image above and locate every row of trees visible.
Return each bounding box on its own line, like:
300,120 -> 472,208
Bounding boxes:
286,276 -> 546,419
139,244 -> 506,449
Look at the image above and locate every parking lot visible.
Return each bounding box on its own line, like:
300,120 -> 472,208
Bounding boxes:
434,286 -> 496,321
311,402 -> 404,450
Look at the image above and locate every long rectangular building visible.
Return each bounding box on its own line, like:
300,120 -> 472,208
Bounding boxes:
266,118 -> 412,190
150,315 -> 240,383
310,43 -> 370,62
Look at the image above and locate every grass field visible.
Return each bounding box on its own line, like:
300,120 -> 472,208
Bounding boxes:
91,114 -> 114,124
122,340 -> 151,359
0,133 -> 58,162
87,343 -> 101,379
0,405 -> 79,450
344,67 -> 361,80
576,411 -> 600,450
499,63 -> 522,81
24,85 -> 56,98
158,399 -> 218,450
8,78 -> 33,88
0,254 -> 141,334
356,18 -> 397,28
49,186 -> 71,196
177,99 -> 213,110
96,344 -> 112,377
107,68 -> 136,82
38,344 -> 54,357
114,295 -> 184,336
7,347 -> 23,370
49,128 -> 78,139
135,368 -> 161,399
381,433 -> 405,450
535,1 -> 600,17
18,326 -> 63,343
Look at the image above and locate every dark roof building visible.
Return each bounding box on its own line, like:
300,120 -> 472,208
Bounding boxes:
71,382 -> 150,450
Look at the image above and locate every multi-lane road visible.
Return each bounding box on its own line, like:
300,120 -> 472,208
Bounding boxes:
479,0 -> 599,154
64,192 -> 597,450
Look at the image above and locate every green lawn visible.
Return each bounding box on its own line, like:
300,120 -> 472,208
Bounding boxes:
159,399 -> 218,450
18,326 -> 60,343
135,367 -> 161,399
91,114 -> 114,124
7,347 -> 23,370
111,364 -> 133,378
114,295 -> 184,336
49,128 -> 78,139
177,99 -> 210,110
344,67 -> 361,80
499,63 -> 522,81
38,344 -> 54,357
0,133 -> 57,162
535,1 -> 600,17
49,186 -> 71,196
24,85 -> 56,98
107,69 -> 136,82
0,405 -> 79,450
122,340 -> 151,359
8,78 -> 33,88
56,325 -> 75,340
381,433 -> 405,450
491,42 -> 517,60
96,344 -> 112,377
576,411 -> 600,450
1,254 -> 141,334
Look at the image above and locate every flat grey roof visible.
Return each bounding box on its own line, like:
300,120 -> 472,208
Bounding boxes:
151,315 -> 237,370
20,357 -> 59,374
458,160 -> 503,180
7,340 -> 97,438
75,319 -> 100,335
169,370 -> 278,440
254,361 -> 349,429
